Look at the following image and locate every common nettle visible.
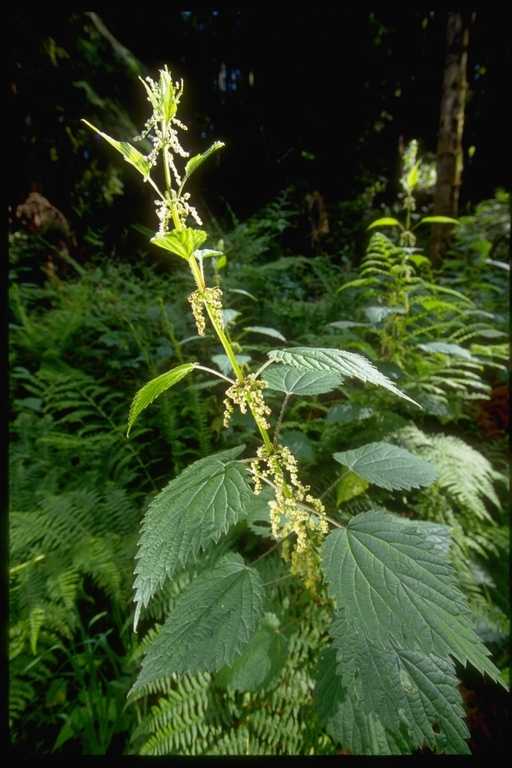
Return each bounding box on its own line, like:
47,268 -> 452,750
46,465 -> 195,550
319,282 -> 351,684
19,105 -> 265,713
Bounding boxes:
84,68 -> 506,756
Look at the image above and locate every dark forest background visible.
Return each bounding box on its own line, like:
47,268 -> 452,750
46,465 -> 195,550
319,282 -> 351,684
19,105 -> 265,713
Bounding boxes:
10,10 -> 510,255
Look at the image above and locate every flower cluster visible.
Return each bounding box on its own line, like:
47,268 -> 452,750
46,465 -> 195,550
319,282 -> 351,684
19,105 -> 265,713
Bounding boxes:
155,194 -> 203,235
188,287 -> 224,336
134,68 -> 188,178
223,375 -> 271,429
251,444 -> 328,588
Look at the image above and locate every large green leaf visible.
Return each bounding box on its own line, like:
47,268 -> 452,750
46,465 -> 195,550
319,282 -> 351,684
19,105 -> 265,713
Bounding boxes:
127,363 -> 195,436
320,511 -> 505,686
315,643 -> 470,755
216,613 -> 289,692
262,364 -> 343,396
131,552 -> 264,691
267,348 -> 419,406
151,228 -> 208,260
333,442 -> 438,491
133,447 -> 252,629
82,120 -> 150,178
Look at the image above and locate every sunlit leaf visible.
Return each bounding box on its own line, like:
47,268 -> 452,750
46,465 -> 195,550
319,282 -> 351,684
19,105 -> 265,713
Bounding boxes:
127,363 -> 195,436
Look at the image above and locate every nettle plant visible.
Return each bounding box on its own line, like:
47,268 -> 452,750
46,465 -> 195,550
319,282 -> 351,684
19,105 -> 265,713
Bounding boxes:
84,69 -> 506,755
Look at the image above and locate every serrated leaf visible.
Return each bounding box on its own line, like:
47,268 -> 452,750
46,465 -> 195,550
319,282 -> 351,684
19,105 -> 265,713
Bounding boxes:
366,217 -> 401,230
320,510 -> 505,687
82,120 -> 150,177
217,612 -> 289,692
127,363 -> 195,436
262,365 -> 343,396
315,647 -> 416,755
151,228 -> 208,260
333,442 -> 438,491
245,326 -> 287,342
316,638 -> 471,755
130,552 -> 264,691
267,347 -> 419,406
133,447 -> 252,628
180,141 -> 225,190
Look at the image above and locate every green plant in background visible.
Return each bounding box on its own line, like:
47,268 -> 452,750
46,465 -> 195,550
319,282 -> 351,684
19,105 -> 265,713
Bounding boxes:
82,68 -> 507,755
335,142 -> 508,420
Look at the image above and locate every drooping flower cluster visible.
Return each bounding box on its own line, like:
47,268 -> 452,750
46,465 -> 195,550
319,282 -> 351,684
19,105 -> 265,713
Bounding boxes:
188,287 -> 224,336
223,375 -> 271,429
251,444 -> 328,589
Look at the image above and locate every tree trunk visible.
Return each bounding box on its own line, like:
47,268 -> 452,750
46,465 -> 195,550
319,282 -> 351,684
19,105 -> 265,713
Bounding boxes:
430,12 -> 472,269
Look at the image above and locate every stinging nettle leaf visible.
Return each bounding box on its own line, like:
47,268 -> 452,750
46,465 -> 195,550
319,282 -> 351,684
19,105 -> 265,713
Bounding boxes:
130,552 -> 264,692
133,446 -> 252,629
151,228 -> 208,260
262,364 -> 343,396
180,141 -> 225,190
315,638 -> 471,755
366,217 -> 401,230
320,510 -> 505,688
127,363 -> 195,436
267,347 -> 420,406
333,442 -> 438,491
82,120 -> 151,178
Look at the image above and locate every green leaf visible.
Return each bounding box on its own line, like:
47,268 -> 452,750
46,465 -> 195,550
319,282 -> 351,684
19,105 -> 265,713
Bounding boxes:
336,472 -> 369,505
279,430 -> 313,461
326,403 -> 374,424
320,510 -> 505,687
216,613 -> 289,692
151,228 -> 208,261
418,216 -> 460,226
417,342 -> 473,359
333,442 -> 438,491
212,354 -> 251,377
262,365 -> 343,396
267,347 -> 420,406
405,160 -> 420,190
245,485 -> 275,539
127,363 -> 195,436
133,447 -> 252,629
244,326 -> 287,342
130,552 -> 264,691
180,141 -> 225,191
316,641 -> 471,755
366,217 -> 401,230
82,120 -> 150,177
315,647 -> 416,755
